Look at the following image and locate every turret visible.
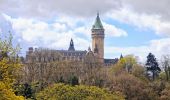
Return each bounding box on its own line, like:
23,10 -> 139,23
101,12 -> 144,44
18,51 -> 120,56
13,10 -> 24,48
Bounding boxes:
68,38 -> 75,51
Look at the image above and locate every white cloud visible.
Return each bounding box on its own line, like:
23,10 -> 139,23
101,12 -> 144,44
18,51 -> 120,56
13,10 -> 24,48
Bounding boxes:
73,26 -> 91,39
104,23 -> 127,37
105,38 -> 170,62
107,8 -> 170,37
2,14 -> 91,50
1,0 -> 170,37
2,13 -> 127,51
52,23 -> 67,32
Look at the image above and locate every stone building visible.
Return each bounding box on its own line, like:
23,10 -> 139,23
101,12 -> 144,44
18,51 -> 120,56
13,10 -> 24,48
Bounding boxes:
25,14 -> 118,66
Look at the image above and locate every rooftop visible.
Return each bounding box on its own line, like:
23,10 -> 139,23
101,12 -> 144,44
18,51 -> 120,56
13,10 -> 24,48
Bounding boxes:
92,13 -> 104,30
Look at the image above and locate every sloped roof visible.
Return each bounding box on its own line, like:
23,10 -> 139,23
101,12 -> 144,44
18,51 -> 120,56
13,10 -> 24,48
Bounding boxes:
92,13 -> 104,30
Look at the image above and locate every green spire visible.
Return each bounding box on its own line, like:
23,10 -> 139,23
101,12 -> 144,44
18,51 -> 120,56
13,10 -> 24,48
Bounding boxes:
92,13 -> 104,30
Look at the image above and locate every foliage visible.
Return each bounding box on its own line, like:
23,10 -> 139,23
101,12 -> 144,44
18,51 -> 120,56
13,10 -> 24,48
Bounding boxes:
36,83 -> 124,100
0,58 -> 21,87
146,53 -> 161,80
161,55 -> 170,81
160,83 -> 170,100
0,81 -> 24,100
0,33 -> 21,85
131,64 -> 148,82
148,81 -> 166,97
14,83 -> 34,99
0,33 -> 24,99
68,75 -> 79,86
110,73 -> 158,100
111,55 -> 138,74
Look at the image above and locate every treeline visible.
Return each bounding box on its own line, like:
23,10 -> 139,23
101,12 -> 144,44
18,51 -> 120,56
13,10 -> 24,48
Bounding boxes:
1,34 -> 170,100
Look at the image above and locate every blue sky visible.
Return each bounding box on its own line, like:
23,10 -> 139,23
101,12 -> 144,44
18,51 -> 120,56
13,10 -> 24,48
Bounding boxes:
0,0 -> 170,62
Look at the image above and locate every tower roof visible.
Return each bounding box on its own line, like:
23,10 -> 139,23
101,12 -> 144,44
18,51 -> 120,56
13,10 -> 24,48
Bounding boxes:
120,54 -> 123,59
92,13 -> 104,30
68,38 -> 75,51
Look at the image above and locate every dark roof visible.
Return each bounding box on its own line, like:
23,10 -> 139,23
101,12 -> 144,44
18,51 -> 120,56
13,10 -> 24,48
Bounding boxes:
104,58 -> 118,64
57,50 -> 86,53
57,50 -> 87,57
68,39 -> 75,51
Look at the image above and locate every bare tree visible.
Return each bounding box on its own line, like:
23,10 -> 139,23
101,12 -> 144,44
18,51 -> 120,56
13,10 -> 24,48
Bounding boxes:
161,55 -> 170,81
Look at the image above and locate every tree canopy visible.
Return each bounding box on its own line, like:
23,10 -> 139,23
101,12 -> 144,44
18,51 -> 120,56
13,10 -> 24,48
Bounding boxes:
36,83 -> 124,100
146,53 -> 161,80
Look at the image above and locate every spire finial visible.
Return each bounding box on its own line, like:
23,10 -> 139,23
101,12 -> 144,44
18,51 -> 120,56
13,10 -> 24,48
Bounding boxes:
97,12 -> 99,17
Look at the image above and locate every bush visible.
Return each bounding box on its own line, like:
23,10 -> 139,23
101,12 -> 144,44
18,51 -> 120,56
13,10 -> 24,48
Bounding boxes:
0,82 -> 24,100
36,83 -> 124,100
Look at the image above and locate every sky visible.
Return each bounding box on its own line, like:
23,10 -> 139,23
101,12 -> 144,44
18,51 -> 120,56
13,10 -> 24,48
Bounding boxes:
0,0 -> 170,63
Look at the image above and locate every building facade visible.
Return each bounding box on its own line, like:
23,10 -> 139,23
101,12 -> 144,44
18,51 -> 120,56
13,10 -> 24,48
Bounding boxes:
25,14 -> 118,66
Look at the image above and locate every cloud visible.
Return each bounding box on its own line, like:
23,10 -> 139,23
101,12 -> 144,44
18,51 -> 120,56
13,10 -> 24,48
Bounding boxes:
0,0 -> 121,18
104,23 -> 127,37
0,14 -> 12,34
2,13 -> 127,50
122,0 -> 170,21
2,14 -> 91,50
105,38 -> 170,62
107,8 -> 170,37
1,0 -> 170,37
1,0 -> 169,21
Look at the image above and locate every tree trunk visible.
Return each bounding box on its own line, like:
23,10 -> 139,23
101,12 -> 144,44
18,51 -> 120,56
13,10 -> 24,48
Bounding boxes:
152,71 -> 155,81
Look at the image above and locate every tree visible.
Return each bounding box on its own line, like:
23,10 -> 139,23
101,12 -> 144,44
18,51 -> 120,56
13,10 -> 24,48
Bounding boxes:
160,83 -> 170,100
13,83 -> 34,99
131,64 -> 148,82
124,55 -> 137,73
109,73 -> 158,100
111,55 -> 138,75
145,53 -> 161,80
36,83 -> 124,100
161,55 -> 170,81
0,33 -> 23,99
0,34 -> 21,86
0,82 -> 24,100
68,75 -> 79,86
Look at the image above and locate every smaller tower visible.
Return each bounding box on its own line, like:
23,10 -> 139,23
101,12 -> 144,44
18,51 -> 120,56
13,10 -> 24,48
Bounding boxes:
120,54 -> 123,59
88,46 -> 92,52
68,38 -> 75,51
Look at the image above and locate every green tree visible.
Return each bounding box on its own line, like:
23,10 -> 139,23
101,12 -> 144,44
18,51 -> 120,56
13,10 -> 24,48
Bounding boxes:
14,83 -> 34,99
68,75 -> 79,86
0,33 -> 23,99
0,82 -> 24,100
146,53 -> 161,80
131,64 -> 148,82
36,83 -> 124,100
111,55 -> 137,75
